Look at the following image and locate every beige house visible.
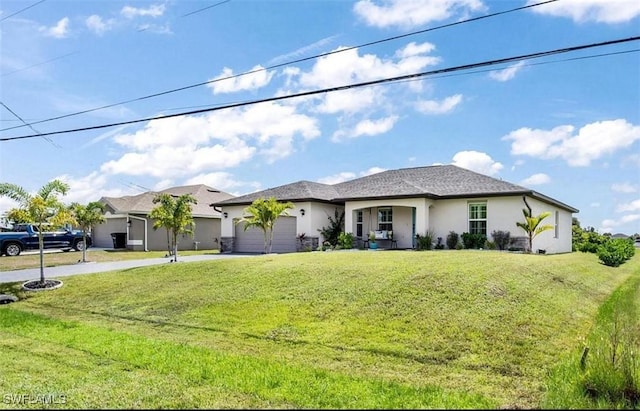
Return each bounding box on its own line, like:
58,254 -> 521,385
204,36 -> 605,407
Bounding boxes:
212,165 -> 579,254
93,185 -> 234,251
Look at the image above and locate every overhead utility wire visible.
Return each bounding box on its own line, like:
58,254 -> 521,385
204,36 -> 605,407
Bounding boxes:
145,48 -> 640,115
0,0 -> 46,23
0,102 -> 61,148
181,0 -> 231,18
0,0 -> 558,133
2,35 -> 638,142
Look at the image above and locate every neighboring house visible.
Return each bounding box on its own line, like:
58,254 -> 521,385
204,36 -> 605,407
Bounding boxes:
93,185 -> 234,251
212,165 -> 579,254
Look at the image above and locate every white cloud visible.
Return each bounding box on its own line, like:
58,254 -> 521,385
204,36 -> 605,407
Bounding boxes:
102,102 -> 319,178
318,172 -> 357,185
362,166 -> 387,176
39,17 -> 70,38
415,94 -> 462,114
317,88 -> 381,114
526,0 -> 640,23
297,45 -> 440,90
184,172 -> 261,193
121,4 -> 165,19
85,15 -> 115,35
208,65 -> 274,94
502,119 -> 640,166
520,173 -> 551,186
612,182 -> 637,193
354,0 -> 485,29
452,151 -> 503,176
268,35 -> 339,66
55,172 -> 131,204
600,214 -> 640,234
590,202 -> 600,208
331,115 -> 398,142
354,116 -> 398,136
489,61 -> 526,82
616,199 -> 640,213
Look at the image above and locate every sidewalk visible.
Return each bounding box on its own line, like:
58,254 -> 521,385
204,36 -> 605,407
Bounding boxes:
0,253 -> 255,284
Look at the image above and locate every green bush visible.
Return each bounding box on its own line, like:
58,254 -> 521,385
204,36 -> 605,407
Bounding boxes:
597,239 -> 635,267
415,230 -> 435,250
577,230 -> 609,254
446,231 -> 459,250
461,232 -> 486,249
337,232 -> 354,249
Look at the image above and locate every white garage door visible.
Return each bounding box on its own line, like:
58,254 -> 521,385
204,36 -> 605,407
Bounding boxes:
235,216 -> 297,253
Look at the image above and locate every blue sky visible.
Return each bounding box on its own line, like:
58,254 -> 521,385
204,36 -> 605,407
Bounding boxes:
1,0 -> 639,235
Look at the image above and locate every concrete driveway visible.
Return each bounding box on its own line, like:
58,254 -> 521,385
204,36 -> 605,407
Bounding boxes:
0,253 -> 256,284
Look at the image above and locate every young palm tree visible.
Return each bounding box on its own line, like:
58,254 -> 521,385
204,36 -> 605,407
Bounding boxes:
0,180 -> 73,285
238,197 -> 294,254
516,208 -> 554,253
70,201 -> 106,263
148,193 -> 197,262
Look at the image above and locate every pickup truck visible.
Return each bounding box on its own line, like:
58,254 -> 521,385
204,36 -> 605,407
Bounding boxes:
0,224 -> 91,257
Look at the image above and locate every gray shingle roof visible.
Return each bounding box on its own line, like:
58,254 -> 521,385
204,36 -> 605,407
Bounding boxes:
211,165 -> 578,212
101,184 -> 235,217
214,181 -> 341,206
334,165 -> 529,199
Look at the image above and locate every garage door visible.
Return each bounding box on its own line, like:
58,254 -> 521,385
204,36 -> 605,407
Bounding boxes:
235,216 -> 297,253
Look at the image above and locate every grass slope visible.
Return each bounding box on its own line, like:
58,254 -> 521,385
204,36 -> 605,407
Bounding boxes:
1,250 -> 637,409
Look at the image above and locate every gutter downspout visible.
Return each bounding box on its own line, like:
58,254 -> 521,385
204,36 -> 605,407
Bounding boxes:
127,214 -> 149,251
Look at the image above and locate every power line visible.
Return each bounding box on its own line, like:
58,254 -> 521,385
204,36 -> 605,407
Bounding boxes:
2,35 -> 637,142
0,0 -> 46,23
0,51 -> 78,77
181,0 -> 231,18
0,101 -> 61,148
0,0 -> 558,133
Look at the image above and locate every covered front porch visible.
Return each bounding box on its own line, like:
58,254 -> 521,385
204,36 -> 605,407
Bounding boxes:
344,198 -> 434,250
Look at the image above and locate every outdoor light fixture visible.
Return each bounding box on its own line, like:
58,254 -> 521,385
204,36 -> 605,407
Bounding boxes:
223,212 -> 228,219
127,219 -> 131,227
300,209 -> 305,216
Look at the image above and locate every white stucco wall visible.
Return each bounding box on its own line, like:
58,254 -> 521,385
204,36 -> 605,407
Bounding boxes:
219,202 -> 344,245
221,195 -> 574,254
430,196 -> 573,253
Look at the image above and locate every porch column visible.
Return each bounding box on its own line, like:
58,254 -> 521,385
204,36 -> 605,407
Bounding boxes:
344,203 -> 355,235
414,199 -> 430,236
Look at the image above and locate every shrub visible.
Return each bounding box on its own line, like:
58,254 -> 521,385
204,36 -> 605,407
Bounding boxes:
415,230 -> 435,250
461,232 -> 486,249
446,231 -> 459,250
491,230 -> 511,251
578,230 -> 609,254
337,232 -> 354,249
597,238 -> 635,267
434,237 -> 445,250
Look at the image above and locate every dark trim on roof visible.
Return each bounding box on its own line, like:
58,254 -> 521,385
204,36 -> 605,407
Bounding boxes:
210,198 -> 342,207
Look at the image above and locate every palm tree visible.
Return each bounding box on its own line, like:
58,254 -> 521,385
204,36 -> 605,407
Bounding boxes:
70,201 -> 106,263
516,208 -> 554,253
237,197 -> 294,254
0,180 -> 73,285
148,193 -> 197,262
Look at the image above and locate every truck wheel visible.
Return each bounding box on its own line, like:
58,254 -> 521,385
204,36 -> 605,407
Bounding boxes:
74,240 -> 86,252
4,242 -> 22,257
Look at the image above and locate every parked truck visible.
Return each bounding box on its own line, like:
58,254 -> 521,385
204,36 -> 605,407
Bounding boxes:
0,224 -> 91,257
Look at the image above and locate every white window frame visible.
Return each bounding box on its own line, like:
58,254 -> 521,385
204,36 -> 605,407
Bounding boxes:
468,202 -> 487,235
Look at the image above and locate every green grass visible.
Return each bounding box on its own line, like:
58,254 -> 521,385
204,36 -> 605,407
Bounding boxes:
1,250 -> 638,409
0,249 -> 219,271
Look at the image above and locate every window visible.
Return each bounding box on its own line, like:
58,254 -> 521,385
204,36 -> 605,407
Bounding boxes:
356,210 -> 363,237
468,202 -> 487,235
378,208 -> 393,231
